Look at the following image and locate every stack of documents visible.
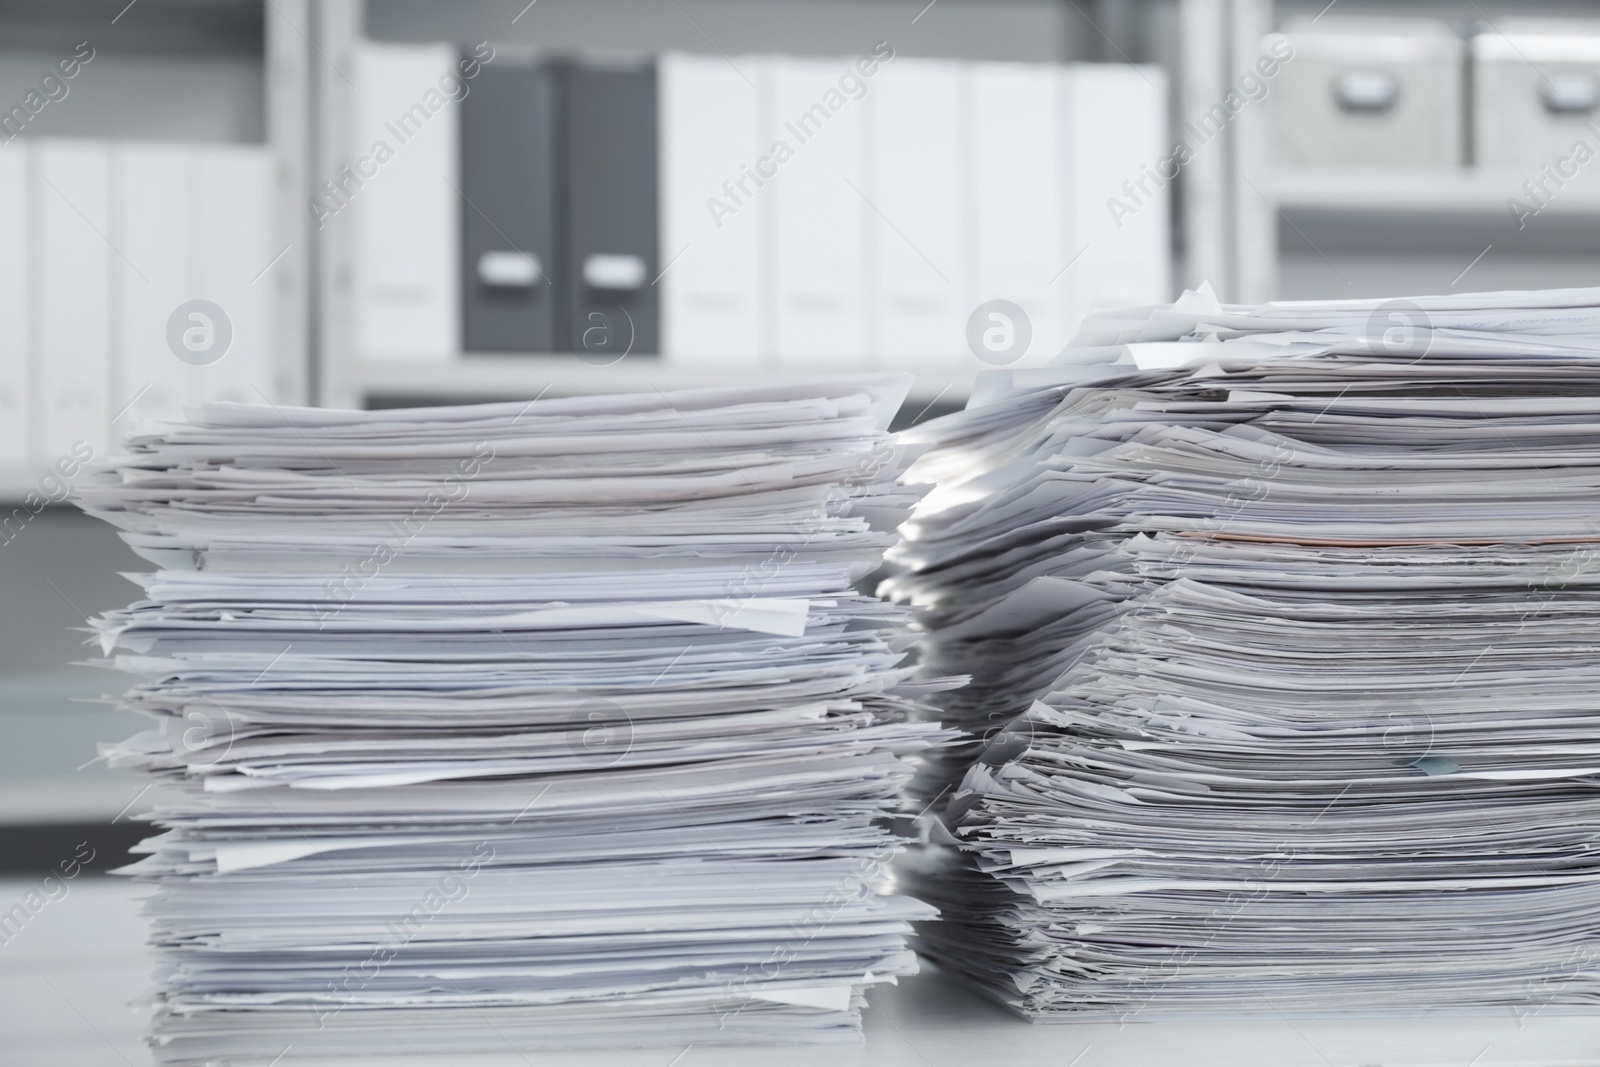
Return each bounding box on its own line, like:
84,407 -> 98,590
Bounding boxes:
887,286 -> 1600,1018
77,378 -> 957,1062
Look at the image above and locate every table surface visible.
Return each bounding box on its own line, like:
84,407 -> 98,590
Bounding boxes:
4,876 -> 1598,1067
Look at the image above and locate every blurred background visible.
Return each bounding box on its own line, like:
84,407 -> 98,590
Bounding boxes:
6,0 -> 1600,1060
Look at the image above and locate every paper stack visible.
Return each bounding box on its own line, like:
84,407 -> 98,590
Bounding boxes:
887,286 -> 1600,1019
77,379 -> 957,1062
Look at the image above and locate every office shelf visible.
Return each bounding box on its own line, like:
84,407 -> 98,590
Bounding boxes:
350,356 -> 974,407
0,470 -> 46,504
315,0 -> 1177,412
1271,167 -> 1600,216
1230,1 -> 1600,298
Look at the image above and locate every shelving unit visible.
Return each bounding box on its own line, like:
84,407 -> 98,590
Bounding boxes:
352,355 -> 972,407
16,0 -> 1600,460
311,0 -> 1193,412
0,0 -> 309,504
1235,0 -> 1600,301
1271,168 -> 1600,214
0,0 -> 1207,443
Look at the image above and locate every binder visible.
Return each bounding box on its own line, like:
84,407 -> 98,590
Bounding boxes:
352,42 -> 460,361
869,58 -> 967,372
657,52 -> 763,367
0,141 -> 29,468
113,144 -> 276,436
36,139 -> 111,461
1061,65 -> 1169,336
562,60 -> 659,358
969,63 -> 1063,366
192,145 -> 276,404
460,61 -> 559,353
770,56 -> 869,369
111,142 -> 191,432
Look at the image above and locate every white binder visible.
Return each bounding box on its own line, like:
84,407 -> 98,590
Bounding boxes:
0,142 -> 30,468
769,56 -> 868,370
657,52 -> 764,368
870,58 -> 967,372
111,142 -> 191,433
969,63 -> 1064,367
352,42 -> 460,361
192,145 -> 275,405
1062,64 -> 1170,338
37,140 -> 111,461
113,143 -> 276,438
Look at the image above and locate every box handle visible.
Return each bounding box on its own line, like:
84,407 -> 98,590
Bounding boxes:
1544,74 -> 1600,115
1333,70 -> 1399,113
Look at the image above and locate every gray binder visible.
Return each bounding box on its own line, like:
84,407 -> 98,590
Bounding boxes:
460,60 -> 560,352
560,60 -> 659,358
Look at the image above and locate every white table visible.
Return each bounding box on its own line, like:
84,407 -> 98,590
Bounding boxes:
5,877 -> 1596,1067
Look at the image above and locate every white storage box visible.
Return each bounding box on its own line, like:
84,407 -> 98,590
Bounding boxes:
1475,20 -> 1600,168
1268,18 -> 1464,168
